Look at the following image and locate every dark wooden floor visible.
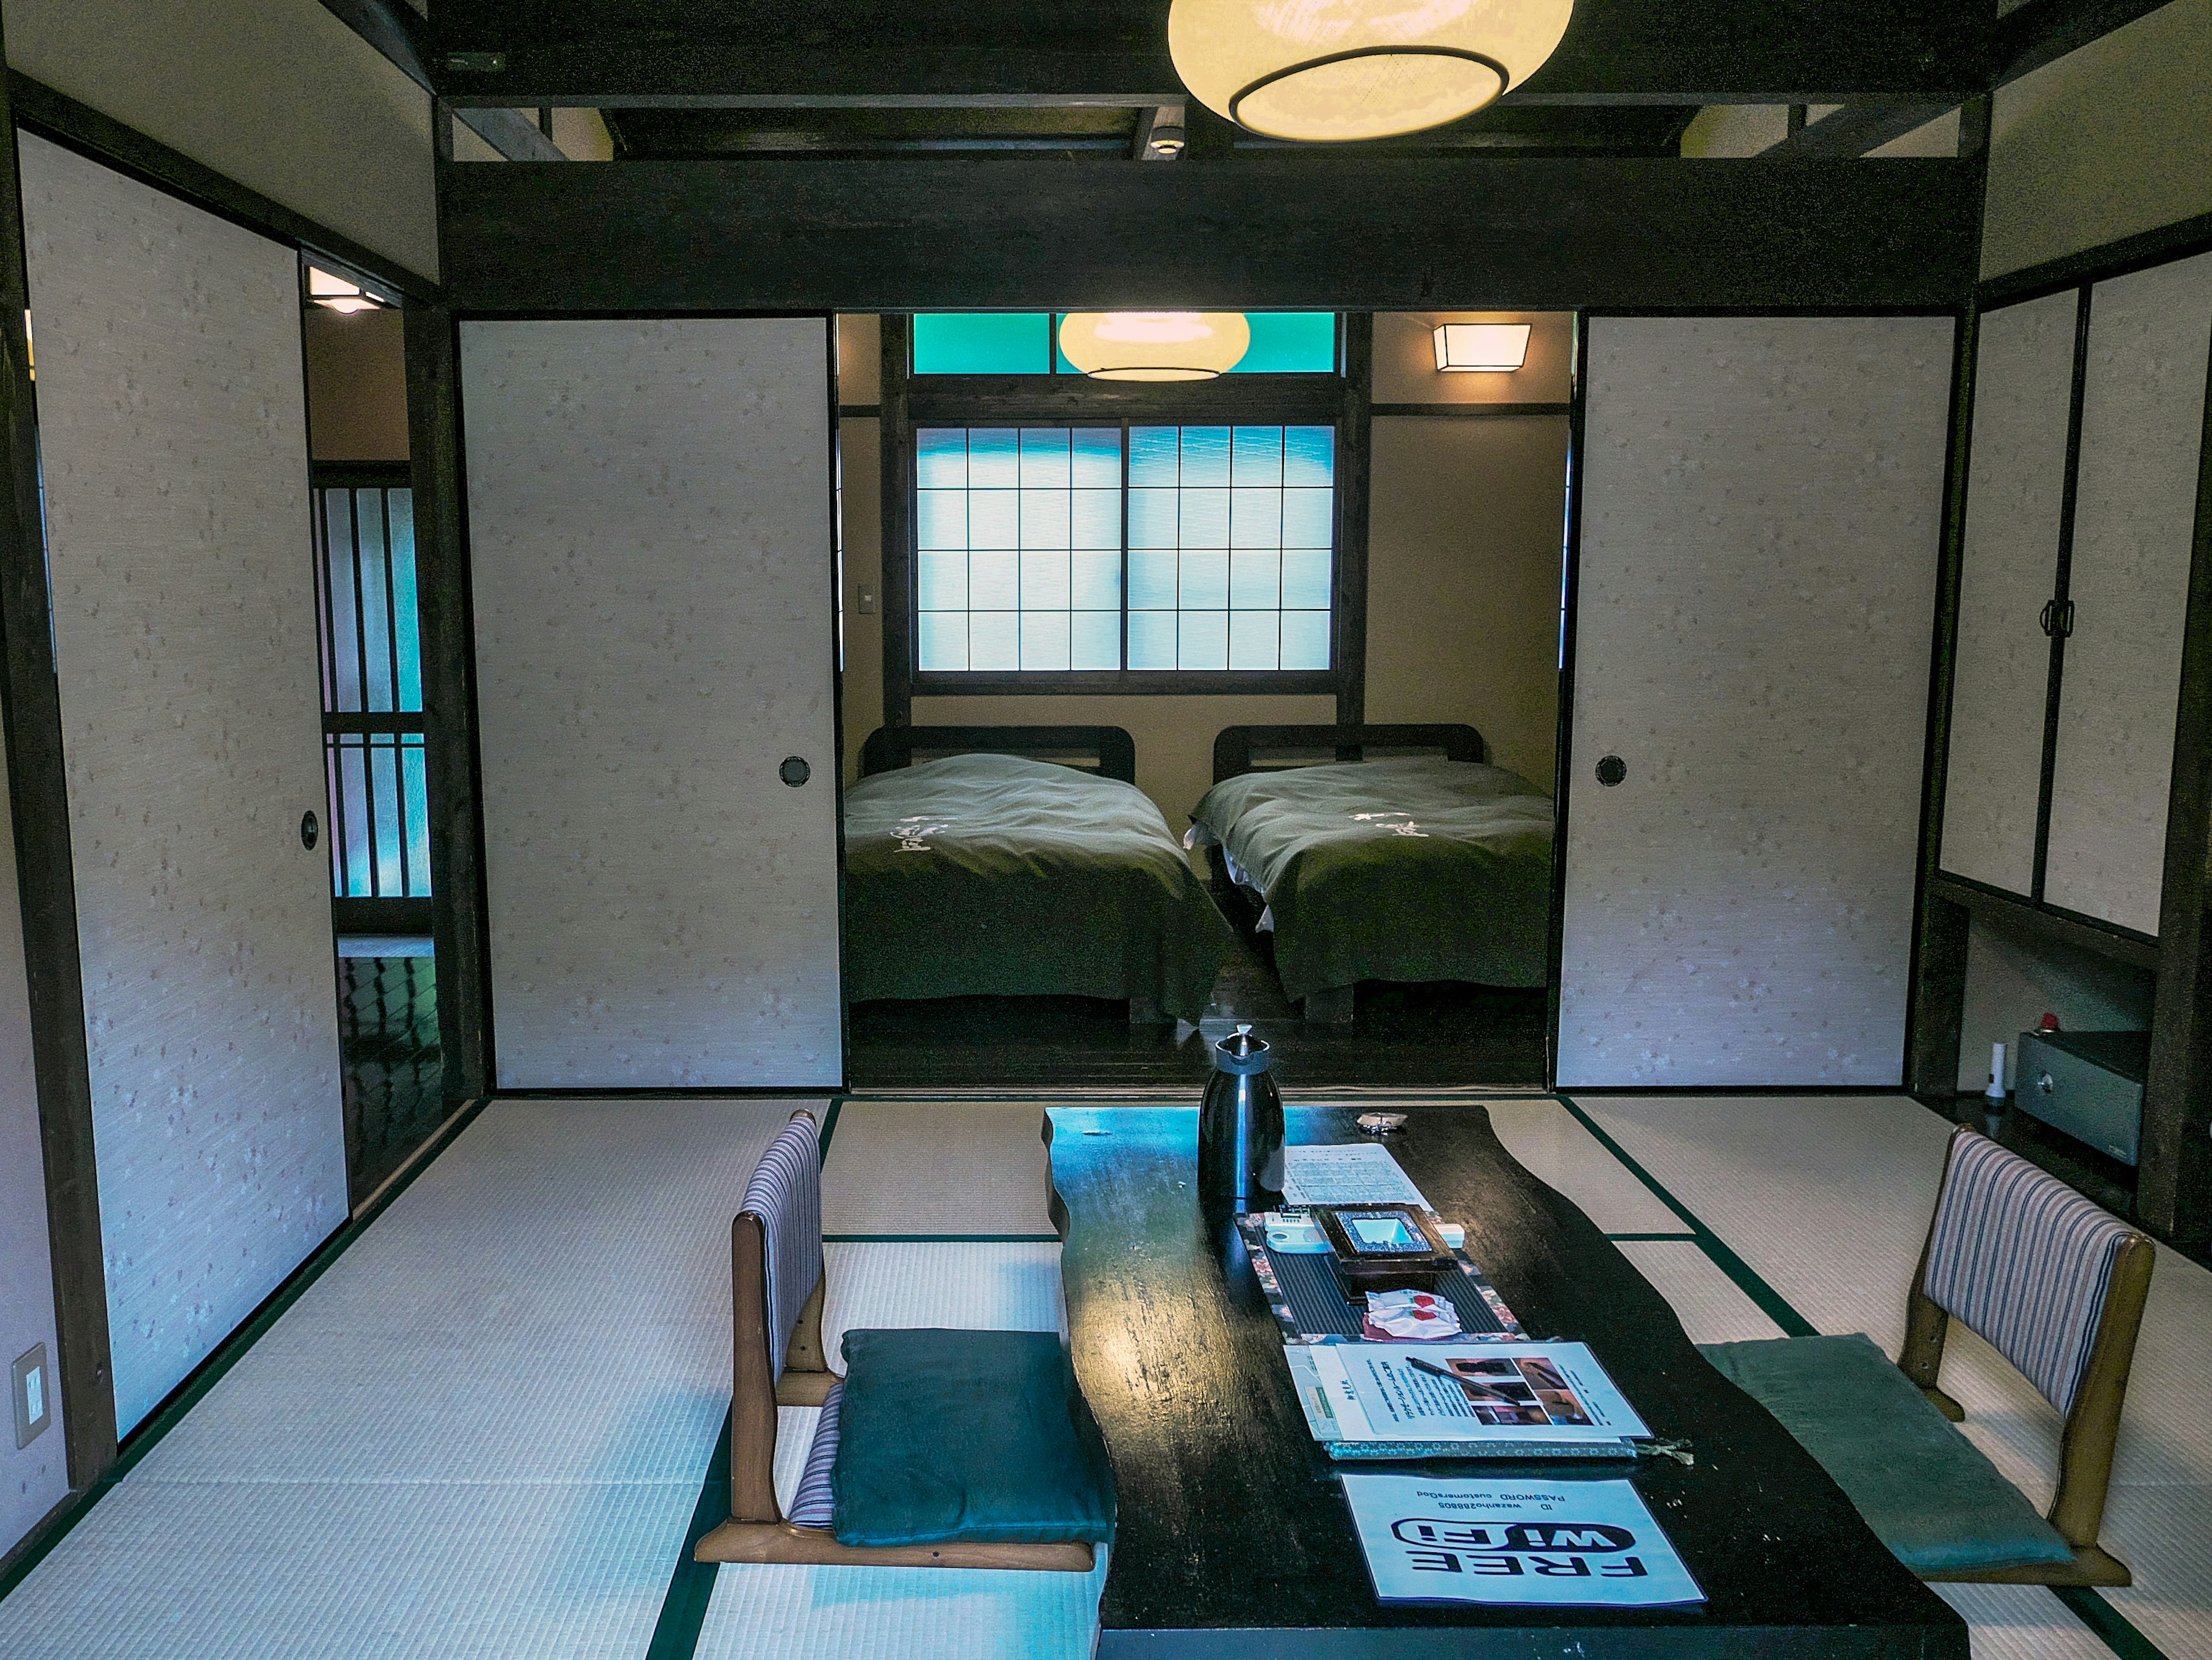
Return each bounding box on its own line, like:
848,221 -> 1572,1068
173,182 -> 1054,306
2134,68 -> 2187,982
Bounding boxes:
338,952 -> 446,1207
846,884 -> 1551,1092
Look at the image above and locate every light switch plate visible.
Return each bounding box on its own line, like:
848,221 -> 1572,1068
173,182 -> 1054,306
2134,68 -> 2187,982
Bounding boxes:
13,1342 -> 50,1449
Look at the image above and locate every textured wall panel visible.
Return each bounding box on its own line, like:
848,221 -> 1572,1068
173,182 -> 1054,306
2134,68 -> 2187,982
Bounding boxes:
1940,292 -> 2078,895
0,702 -> 66,1553
462,319 -> 842,1088
1559,316 -> 1953,1088
2044,251 -> 2212,936
19,135 -> 347,1433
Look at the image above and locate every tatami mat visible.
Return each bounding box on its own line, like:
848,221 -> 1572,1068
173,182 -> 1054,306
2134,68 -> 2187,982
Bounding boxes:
0,1098 -> 807,1659
1576,1092 -> 2212,1660
823,1101 -> 1056,1236
1932,1585 -> 2109,1660
1483,1099 -> 1689,1235
823,1241 -> 1066,1358
1613,1240 -> 1784,1344
694,1549 -> 1111,1660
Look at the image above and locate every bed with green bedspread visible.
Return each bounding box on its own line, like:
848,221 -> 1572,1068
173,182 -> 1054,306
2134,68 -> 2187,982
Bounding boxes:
1187,754 -> 1554,1000
844,752 -> 1231,1022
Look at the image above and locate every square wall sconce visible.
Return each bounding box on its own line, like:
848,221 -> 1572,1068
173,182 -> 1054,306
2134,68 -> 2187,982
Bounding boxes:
1433,323 -> 1531,372
308,266 -> 391,315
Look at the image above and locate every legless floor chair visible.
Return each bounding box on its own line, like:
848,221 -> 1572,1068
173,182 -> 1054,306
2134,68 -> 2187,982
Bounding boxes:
695,1110 -> 1105,1570
1703,1125 -> 2153,1585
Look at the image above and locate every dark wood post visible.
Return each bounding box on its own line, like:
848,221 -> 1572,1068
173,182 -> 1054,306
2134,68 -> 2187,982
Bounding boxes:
404,302 -> 494,1101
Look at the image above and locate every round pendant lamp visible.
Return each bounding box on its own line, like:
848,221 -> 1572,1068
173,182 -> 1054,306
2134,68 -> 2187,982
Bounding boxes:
1168,0 -> 1575,142
1058,312 -> 1252,381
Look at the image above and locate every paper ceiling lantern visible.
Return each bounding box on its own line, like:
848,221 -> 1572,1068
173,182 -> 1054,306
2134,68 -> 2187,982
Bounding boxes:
1168,0 -> 1576,142
1058,312 -> 1252,381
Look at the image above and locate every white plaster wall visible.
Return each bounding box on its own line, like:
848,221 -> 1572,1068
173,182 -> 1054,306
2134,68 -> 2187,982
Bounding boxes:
1940,290 -> 2078,896
6,0 -> 437,283
2043,251 -> 2212,936
0,719 -> 66,1554
1559,316 -> 1954,1088
1982,0 -> 2212,281
463,319 -> 844,1088
20,136 -> 348,1434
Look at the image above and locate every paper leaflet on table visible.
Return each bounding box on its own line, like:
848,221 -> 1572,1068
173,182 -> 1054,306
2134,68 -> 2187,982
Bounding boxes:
1281,1142 -> 1434,1211
1340,1474 -> 1705,1608
1293,1341 -> 1649,1459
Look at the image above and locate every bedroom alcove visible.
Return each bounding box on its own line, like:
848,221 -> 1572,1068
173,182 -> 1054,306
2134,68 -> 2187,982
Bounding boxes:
833,309 -> 1575,1090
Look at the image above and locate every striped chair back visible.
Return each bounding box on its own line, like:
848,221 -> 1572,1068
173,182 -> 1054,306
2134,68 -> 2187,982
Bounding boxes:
740,1112 -> 823,1387
1923,1129 -> 2138,1416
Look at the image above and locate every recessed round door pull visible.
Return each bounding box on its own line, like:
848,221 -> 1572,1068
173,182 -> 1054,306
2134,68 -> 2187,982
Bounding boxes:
300,810 -> 320,850
1595,755 -> 1626,787
779,755 -> 811,788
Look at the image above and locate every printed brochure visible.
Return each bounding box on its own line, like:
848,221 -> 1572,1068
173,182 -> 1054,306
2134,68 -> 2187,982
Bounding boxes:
1294,1341 -> 1648,1459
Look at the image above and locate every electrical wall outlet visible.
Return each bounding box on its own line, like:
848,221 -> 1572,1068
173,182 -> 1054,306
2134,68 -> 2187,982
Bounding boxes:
13,1343 -> 50,1449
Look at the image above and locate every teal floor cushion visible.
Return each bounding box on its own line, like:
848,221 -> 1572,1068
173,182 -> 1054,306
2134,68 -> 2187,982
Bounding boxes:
1700,1333 -> 2075,1576
831,1328 -> 1117,1548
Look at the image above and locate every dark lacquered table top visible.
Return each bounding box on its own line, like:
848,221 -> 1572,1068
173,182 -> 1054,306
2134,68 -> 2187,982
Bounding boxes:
1045,1103 -> 1968,1659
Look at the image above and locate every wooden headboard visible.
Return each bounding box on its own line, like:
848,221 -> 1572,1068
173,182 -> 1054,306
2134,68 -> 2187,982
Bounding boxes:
1211,724 -> 1484,783
859,725 -> 1138,783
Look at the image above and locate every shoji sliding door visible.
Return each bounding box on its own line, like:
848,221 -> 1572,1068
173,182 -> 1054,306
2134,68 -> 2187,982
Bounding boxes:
19,135 -> 346,1432
1558,316 -> 1954,1088
1938,290 -> 2079,894
2042,252 -> 2212,935
1938,250 -> 2212,937
461,319 -> 842,1088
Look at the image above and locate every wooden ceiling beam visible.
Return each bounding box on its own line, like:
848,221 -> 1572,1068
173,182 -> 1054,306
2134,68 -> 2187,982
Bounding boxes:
438,153 -> 1982,313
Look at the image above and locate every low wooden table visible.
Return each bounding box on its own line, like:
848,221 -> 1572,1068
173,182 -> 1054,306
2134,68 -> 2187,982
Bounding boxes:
1046,1103 -> 1967,1658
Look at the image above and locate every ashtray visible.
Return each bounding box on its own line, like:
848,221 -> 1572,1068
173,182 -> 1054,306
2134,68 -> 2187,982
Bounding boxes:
1358,1112 -> 1408,1136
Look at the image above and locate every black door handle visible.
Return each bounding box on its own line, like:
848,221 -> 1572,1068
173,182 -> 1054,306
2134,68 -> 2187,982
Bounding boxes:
1595,755 -> 1626,787
779,755 -> 811,788
301,810 -> 319,850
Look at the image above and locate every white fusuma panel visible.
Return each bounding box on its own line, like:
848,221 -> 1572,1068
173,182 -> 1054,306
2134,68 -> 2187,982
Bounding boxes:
19,135 -> 346,1433
1559,316 -> 1954,1088
1939,290 -> 2078,895
463,319 -> 843,1087
2043,251 -> 2212,936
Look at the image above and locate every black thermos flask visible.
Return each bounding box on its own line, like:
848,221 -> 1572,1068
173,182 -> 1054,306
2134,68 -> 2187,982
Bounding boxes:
1198,1023 -> 1285,1210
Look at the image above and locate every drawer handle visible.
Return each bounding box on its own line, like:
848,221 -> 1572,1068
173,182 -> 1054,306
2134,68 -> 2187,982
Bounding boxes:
2036,1072 -> 2056,1094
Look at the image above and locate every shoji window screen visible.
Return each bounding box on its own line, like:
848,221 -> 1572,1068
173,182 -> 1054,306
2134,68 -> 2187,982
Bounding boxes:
313,476 -> 431,903
19,134 -> 346,1432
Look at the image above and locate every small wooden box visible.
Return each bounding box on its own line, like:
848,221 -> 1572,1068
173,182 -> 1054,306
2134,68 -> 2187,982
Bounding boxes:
1312,1204 -> 1457,1295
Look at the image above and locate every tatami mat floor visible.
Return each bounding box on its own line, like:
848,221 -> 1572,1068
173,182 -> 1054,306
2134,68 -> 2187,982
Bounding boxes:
2,1088 -> 2202,1658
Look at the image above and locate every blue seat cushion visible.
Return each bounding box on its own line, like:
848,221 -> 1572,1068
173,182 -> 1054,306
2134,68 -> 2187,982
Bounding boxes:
1700,1333 -> 2076,1576
831,1328 -> 1116,1548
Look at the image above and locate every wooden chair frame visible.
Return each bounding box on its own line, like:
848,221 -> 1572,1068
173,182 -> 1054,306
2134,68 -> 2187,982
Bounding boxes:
694,1111 -> 1096,1571
1896,1124 -> 2156,1586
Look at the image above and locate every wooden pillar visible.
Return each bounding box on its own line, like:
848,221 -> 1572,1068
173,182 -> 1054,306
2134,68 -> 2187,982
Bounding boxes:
0,56 -> 118,1487
878,314 -> 913,730
1906,308 -> 1980,1096
2140,361 -> 2212,1250
404,302 -> 494,1101
1334,313 -> 1373,729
